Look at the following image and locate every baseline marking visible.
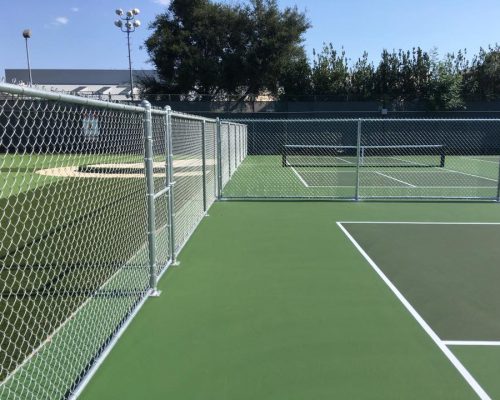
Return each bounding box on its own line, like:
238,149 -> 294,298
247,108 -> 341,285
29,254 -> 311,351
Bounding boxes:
337,222 -> 491,400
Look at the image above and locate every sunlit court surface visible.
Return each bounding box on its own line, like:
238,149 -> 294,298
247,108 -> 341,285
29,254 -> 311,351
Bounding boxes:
3,0 -> 500,399
80,202 -> 500,400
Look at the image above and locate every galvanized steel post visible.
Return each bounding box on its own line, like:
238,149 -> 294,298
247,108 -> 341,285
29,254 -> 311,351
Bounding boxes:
165,106 -> 177,264
201,119 -> 207,213
216,118 -> 223,199
142,100 -> 158,293
355,118 -> 362,201
497,158 -> 500,202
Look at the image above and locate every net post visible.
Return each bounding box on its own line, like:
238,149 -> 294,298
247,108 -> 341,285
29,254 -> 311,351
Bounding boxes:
216,118 -> 223,199
440,146 -> 446,168
201,119 -> 208,213
165,105 -> 178,265
355,118 -> 362,201
142,100 -> 159,296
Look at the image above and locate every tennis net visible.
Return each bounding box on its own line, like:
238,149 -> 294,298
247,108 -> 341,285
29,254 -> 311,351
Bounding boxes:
282,144 -> 446,168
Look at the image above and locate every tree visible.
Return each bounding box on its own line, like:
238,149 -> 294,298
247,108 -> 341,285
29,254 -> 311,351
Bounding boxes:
279,49 -> 312,100
426,54 -> 465,110
350,52 -> 375,100
311,43 -> 349,99
143,0 -> 310,100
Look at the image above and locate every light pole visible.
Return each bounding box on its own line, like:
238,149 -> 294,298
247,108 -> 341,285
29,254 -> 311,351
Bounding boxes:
114,8 -> 141,100
22,29 -> 33,86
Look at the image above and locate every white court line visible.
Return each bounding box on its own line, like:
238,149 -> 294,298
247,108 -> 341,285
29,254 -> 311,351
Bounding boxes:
390,156 -> 498,183
336,222 -> 491,400
339,222 -> 500,225
298,162 -> 498,184
442,167 -> 498,182
291,165 -> 309,187
374,171 -> 417,187
307,186 -> 496,189
335,156 -> 355,165
444,341 -> 500,346
460,157 -> 500,165
298,170 -> 490,175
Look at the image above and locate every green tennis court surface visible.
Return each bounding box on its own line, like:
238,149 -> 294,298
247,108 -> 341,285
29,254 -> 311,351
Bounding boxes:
221,155 -> 500,199
80,202 -> 500,399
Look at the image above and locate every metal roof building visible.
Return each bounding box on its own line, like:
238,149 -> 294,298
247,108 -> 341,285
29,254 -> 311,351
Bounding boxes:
4,69 -> 157,100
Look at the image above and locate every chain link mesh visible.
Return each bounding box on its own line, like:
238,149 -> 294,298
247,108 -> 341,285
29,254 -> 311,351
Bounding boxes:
0,94 -> 150,399
0,84 -> 229,399
220,118 -> 500,200
170,114 -> 203,254
204,121 -> 218,209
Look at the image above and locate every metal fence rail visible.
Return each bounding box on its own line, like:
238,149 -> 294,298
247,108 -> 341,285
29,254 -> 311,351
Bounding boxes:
4,82 -> 499,400
219,118 -> 500,201
0,83 -> 247,399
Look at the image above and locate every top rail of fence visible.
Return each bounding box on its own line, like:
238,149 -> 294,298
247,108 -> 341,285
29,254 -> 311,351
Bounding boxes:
170,110 -> 216,123
220,121 -> 248,127
0,82 -> 149,113
223,118 -> 500,122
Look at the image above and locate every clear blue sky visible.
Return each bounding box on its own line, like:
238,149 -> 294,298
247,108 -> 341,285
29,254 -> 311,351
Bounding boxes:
2,0 -> 500,80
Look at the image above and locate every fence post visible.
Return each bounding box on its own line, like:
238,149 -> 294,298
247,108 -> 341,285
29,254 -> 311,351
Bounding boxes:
355,118 -> 362,201
234,123 -> 238,170
497,159 -> 500,202
165,106 -> 178,265
213,121 -> 218,199
142,100 -> 160,296
201,119 -> 208,213
228,123 -> 232,177
216,118 -> 223,199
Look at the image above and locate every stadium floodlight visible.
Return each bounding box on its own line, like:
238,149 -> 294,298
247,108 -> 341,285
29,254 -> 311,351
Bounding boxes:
114,7 -> 141,101
22,29 -> 33,86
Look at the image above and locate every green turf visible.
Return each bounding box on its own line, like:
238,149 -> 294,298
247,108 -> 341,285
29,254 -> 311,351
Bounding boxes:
79,201 -> 500,400
221,155 -> 499,199
0,153 -> 170,198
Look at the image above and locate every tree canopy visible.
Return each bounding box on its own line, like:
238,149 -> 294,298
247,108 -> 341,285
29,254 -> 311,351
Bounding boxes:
144,0 -> 310,100
142,0 -> 500,109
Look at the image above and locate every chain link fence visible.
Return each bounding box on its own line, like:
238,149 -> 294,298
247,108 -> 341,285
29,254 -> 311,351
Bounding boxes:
0,83 -> 248,399
4,82 -> 500,399
220,118 -> 500,200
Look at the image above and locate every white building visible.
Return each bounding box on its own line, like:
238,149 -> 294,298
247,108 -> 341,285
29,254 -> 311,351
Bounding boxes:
4,69 -> 157,100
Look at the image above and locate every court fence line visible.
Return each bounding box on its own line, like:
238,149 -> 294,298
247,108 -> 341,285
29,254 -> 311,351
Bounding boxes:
0,82 -> 247,399
219,117 -> 500,201
2,80 -> 499,399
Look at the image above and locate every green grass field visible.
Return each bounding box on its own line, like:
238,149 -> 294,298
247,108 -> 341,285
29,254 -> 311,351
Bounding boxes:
78,201 -> 500,400
0,152 -> 205,396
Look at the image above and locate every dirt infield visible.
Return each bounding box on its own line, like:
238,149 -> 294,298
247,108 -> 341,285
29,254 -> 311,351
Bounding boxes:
36,159 -> 216,179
